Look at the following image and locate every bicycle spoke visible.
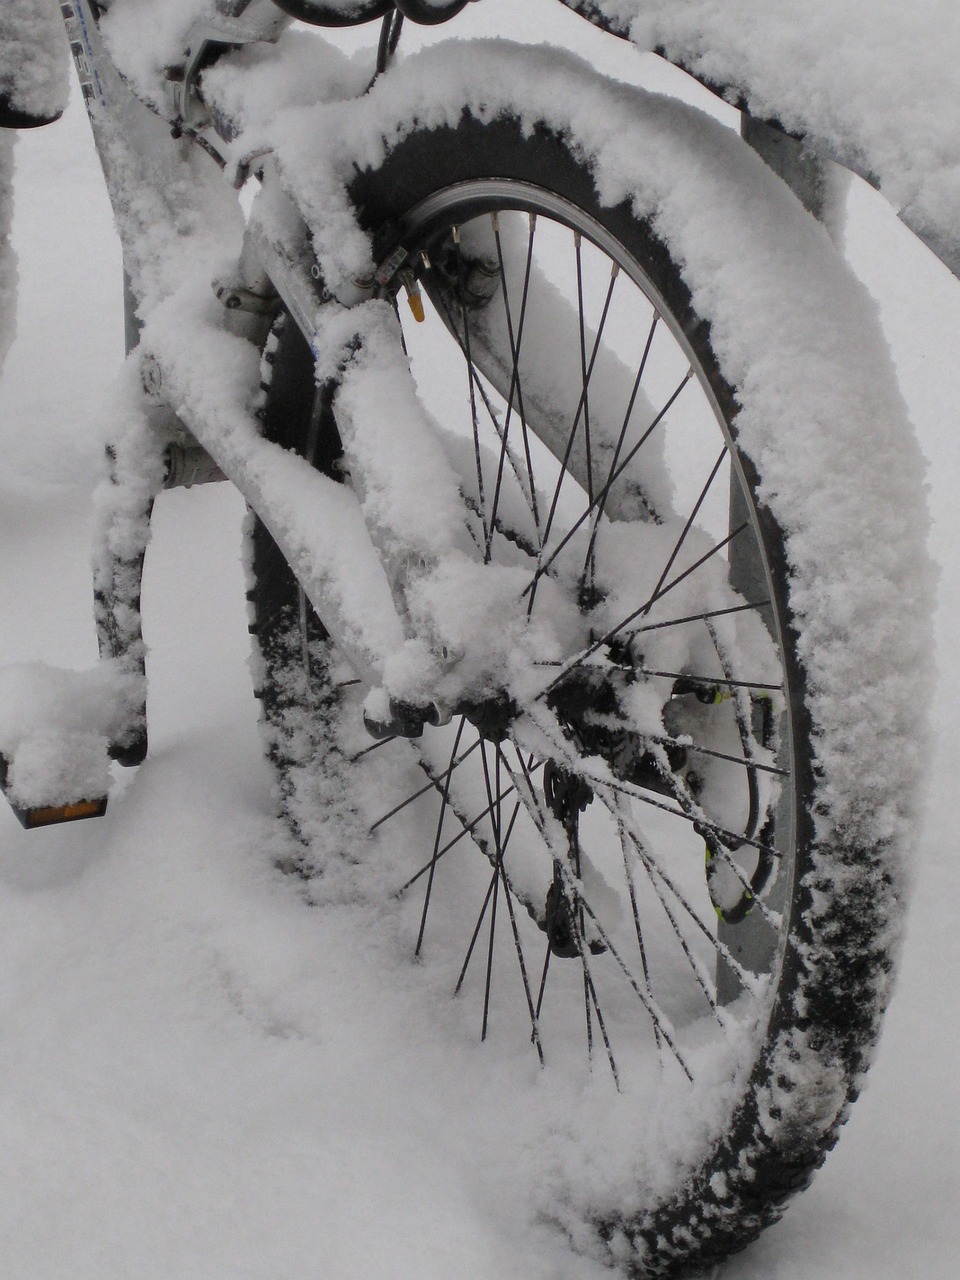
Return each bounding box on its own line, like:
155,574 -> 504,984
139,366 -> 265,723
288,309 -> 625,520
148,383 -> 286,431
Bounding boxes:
416,719 -> 468,956
639,521 -> 751,621
369,736 -> 483,831
574,242 -> 624,599
535,941 -> 551,1021
537,282 -> 609,550
632,667 -> 783,694
455,866 -> 498,994
580,932 -> 620,1087
598,778 -> 763,993
397,783 -> 515,897
571,820 -> 594,1063
582,310 -> 659,565
534,257 -> 631,599
536,600 -> 770,704
628,598 -> 772,638
616,814 -> 749,1001
349,733 -> 398,762
540,521 -> 750,696
645,732 -> 788,779
630,843 -> 722,1023
495,747 -> 693,1078
525,367 -> 694,605
396,751 -> 541,901
575,231 -> 595,509
454,224 -> 489,547
524,704 -> 771,987
432,286 -> 543,536
645,741 -> 784,932
489,743 -> 546,1058
704,617 -> 768,844
618,811 -> 664,1060
479,744 -> 503,1040
642,448 -> 727,612
485,212 -> 540,557
481,868 -> 500,1041
565,870 -> 692,1079
563,757 -> 783,865
567,819 -> 621,1087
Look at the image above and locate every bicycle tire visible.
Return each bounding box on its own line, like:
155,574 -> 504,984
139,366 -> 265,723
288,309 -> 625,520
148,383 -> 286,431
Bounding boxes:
269,0 -> 392,27
250,106 -> 924,1277
247,316 -> 362,857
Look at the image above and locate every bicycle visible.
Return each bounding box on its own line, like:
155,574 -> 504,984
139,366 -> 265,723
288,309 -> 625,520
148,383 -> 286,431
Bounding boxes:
0,2 -> 940,1276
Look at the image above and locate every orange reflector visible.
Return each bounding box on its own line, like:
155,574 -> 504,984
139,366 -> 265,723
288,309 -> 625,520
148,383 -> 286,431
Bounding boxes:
1,755 -> 109,828
18,798 -> 108,829
406,289 -> 425,323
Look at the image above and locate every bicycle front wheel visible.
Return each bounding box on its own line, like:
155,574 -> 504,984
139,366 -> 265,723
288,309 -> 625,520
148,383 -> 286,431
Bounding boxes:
254,84 -> 929,1277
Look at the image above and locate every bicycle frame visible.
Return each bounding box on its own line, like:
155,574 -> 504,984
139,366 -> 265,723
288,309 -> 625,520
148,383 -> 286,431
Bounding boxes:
51,0 -> 956,771
63,0 -> 400,710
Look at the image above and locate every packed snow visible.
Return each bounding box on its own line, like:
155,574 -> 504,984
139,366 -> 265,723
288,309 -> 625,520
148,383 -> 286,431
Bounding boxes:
0,3 -> 958,1278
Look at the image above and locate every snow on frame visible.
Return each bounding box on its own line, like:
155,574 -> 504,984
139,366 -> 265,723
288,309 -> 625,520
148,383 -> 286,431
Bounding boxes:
99,0 -> 960,271
105,11 -> 930,973
204,32 -> 933,845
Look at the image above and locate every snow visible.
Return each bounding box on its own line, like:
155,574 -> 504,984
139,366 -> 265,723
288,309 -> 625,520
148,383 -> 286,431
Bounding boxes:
0,3 -> 958,1278
205,32 -> 933,933
0,0 -> 70,123
565,0 -> 960,267
0,659 -> 141,806
108,18 -> 930,882
97,0 -> 215,94
138,285 -> 405,682
98,0 -> 960,274
0,134 -> 15,371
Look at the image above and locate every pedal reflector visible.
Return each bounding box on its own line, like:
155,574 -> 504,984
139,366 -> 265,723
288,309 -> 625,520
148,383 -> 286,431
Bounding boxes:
0,756 -> 108,828
18,798 -> 109,829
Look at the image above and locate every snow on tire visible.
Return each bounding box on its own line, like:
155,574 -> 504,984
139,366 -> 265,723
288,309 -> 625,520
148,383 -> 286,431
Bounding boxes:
249,43 -> 931,1277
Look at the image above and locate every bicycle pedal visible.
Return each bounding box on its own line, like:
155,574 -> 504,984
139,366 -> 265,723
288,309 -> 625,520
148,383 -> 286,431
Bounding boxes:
0,755 -> 108,829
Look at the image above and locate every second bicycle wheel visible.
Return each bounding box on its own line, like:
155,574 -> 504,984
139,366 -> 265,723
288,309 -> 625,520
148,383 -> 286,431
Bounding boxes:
253,102 -> 923,1277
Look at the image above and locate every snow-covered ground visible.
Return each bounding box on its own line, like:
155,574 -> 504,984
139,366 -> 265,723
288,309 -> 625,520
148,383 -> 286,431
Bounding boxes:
1,5 -> 958,1277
